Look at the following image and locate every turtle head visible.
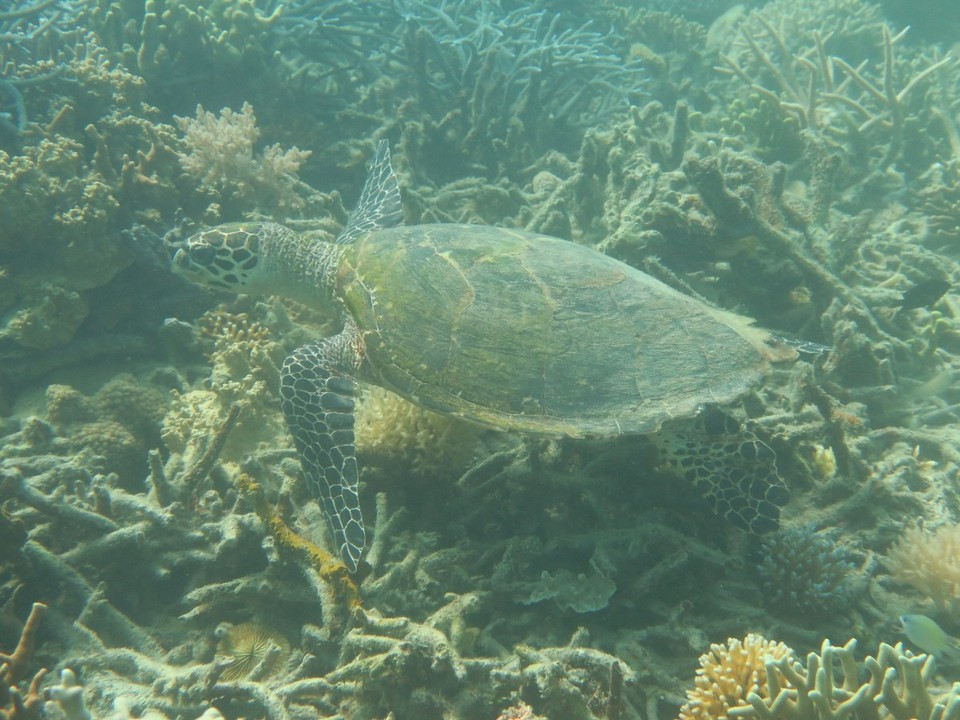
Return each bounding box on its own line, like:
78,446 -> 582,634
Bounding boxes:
173,222 -> 272,294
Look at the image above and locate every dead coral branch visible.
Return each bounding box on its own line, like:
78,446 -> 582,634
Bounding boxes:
0,602 -> 46,684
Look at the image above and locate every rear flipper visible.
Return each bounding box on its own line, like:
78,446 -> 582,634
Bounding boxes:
654,410 -> 789,533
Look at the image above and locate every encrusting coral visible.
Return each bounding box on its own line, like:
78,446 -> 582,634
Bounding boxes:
886,522 -> 960,617
233,472 -> 361,614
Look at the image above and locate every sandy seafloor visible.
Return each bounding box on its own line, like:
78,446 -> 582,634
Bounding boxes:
3,0 -> 960,718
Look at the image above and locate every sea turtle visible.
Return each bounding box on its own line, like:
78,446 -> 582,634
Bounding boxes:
172,140 -> 796,572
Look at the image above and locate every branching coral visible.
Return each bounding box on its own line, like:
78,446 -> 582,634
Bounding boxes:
731,640 -> 955,720
718,11 -> 954,178
393,0 -> 644,177
327,607 -> 636,719
175,102 -> 311,217
681,636 -> 960,720
886,522 -> 960,617
678,634 -> 795,720
0,602 -> 48,720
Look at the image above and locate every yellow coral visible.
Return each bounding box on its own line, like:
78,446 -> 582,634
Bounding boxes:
811,444 -> 837,478
235,473 -> 361,609
678,634 -> 794,720
355,386 -> 482,482
887,522 -> 960,617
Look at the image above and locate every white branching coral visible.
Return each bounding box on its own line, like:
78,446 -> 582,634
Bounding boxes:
887,522 -> 960,617
175,102 -> 311,215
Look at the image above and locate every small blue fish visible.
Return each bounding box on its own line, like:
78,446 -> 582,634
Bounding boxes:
900,614 -> 960,659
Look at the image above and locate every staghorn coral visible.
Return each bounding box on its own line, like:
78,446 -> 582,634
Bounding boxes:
678,634 -> 795,720
80,0 -> 282,91
0,603 -> 46,685
886,522 -> 960,617
45,668 -> 91,720
175,102 -> 311,218
393,0 -> 645,178
718,0 -> 885,68
325,607 -> 636,719
916,159 -> 960,247
758,524 -> 857,618
716,7 -> 955,181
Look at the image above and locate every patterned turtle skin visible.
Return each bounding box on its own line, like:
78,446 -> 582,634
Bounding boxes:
173,141 -> 795,572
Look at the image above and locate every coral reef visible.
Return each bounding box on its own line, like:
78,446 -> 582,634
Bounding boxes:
2,0 -> 960,717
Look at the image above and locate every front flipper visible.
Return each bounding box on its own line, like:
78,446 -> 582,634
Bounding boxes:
654,410 -> 790,534
280,340 -> 365,571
